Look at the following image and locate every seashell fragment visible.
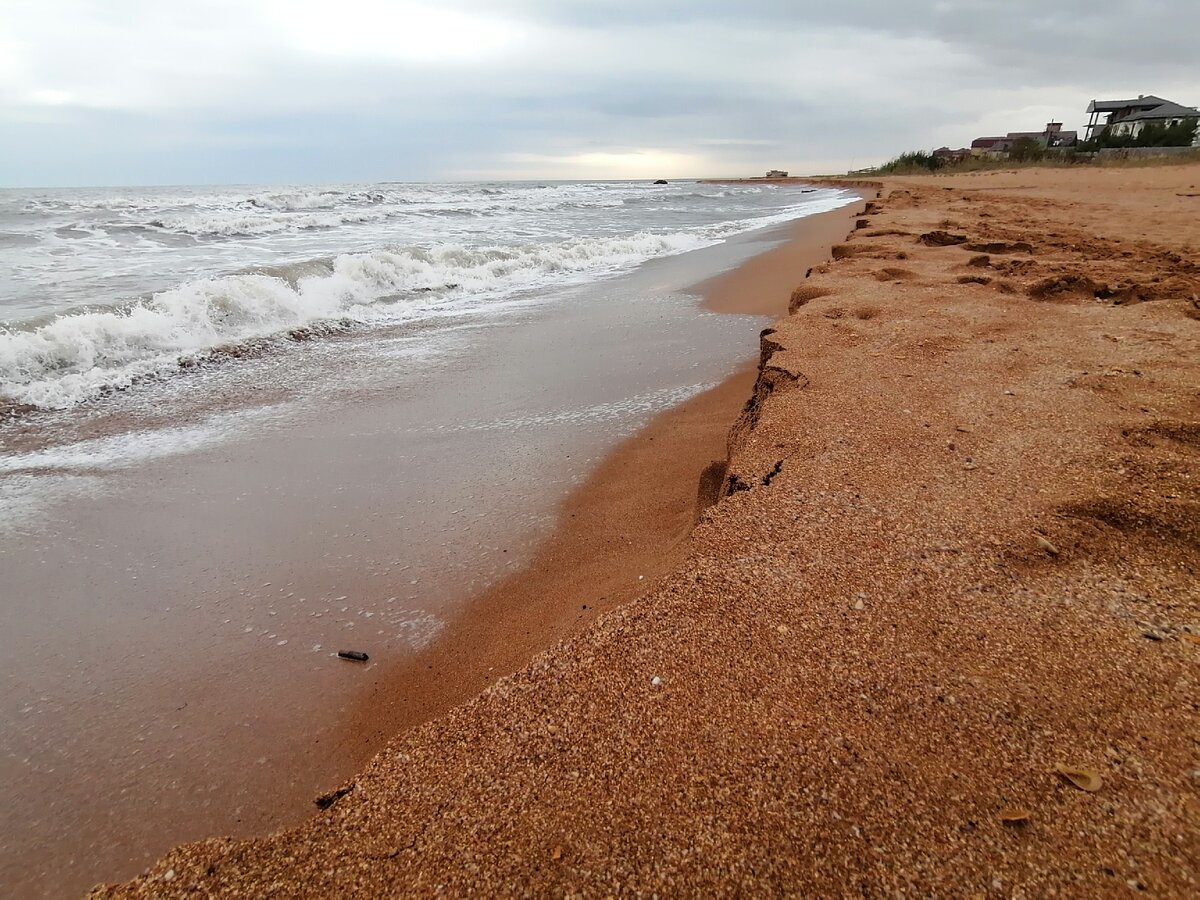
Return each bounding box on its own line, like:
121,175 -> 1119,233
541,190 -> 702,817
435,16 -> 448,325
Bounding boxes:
1053,763 -> 1103,792
1035,535 -> 1060,556
998,806 -> 1032,825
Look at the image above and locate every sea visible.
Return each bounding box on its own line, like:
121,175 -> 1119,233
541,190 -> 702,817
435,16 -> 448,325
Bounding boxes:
1,180 -> 850,410
0,178 -> 855,895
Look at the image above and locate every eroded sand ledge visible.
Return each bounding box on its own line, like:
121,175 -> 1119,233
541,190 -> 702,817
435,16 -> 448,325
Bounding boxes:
97,167 -> 1198,896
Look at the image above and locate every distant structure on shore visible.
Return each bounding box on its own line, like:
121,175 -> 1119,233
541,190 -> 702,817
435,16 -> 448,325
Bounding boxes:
969,122 -> 1077,157
866,92 -> 1198,174
764,169 -> 789,178
932,147 -> 971,164
1084,95 -> 1200,143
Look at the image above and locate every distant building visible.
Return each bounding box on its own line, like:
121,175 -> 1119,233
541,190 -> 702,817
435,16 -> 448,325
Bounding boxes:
933,146 -> 970,163
764,169 -> 789,178
1009,122 -> 1077,148
970,136 -> 1012,156
970,122 -> 1078,156
1085,95 -> 1200,143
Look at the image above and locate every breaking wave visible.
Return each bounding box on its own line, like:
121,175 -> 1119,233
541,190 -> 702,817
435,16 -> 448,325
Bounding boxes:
0,231 -> 708,409
145,209 -> 384,238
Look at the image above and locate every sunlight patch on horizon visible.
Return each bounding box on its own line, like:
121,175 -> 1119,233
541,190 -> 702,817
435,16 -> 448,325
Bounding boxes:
465,148 -> 712,180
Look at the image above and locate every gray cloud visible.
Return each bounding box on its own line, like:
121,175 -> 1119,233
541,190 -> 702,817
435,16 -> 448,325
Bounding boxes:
1,1 -> 1197,185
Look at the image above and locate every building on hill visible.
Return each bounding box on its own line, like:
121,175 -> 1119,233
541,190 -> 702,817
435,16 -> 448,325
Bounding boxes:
970,135 -> 1012,156
933,147 -> 970,163
1085,95 -> 1200,143
1008,122 -> 1077,147
970,122 -> 1077,157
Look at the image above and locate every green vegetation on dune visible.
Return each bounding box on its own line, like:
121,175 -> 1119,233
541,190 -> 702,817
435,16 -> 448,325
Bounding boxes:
871,123 -> 1200,176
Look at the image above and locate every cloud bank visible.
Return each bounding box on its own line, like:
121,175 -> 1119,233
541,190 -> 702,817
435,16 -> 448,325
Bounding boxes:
2,0 -> 1197,185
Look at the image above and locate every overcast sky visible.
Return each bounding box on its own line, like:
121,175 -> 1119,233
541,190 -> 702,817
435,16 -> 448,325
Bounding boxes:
2,0 -> 1198,186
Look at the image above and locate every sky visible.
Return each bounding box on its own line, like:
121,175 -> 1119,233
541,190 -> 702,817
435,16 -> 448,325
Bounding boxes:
1,0 -> 1198,186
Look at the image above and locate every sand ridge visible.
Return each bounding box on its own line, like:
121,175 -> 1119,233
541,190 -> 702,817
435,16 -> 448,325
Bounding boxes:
96,167 -> 1199,896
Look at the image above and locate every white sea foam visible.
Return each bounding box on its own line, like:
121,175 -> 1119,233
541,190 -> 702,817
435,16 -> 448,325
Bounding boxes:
0,231 -> 714,408
0,473 -> 108,535
0,407 -> 286,532
0,409 -> 280,473
445,382 -> 716,434
1,182 -> 857,409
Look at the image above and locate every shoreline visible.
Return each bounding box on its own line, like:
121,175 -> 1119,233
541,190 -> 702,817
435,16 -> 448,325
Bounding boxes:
325,203 -> 863,793
2,199 -> 859,898
101,164 -> 1198,895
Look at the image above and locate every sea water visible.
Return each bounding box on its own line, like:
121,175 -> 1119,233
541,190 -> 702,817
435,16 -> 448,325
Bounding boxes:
1,180 -> 850,409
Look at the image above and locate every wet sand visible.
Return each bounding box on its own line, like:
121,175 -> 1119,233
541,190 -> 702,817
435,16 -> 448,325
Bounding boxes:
97,164 -> 1199,896
335,200 -> 857,755
0,204 -> 859,896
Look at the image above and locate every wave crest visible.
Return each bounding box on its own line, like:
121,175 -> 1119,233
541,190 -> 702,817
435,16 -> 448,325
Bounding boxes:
0,231 -> 706,409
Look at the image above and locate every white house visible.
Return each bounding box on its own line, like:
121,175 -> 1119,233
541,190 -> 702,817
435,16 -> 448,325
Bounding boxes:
1085,95 -> 1200,144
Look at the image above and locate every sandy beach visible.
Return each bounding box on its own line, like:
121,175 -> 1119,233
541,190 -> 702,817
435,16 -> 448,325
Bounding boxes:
0,192 -> 857,897
97,164 -> 1199,896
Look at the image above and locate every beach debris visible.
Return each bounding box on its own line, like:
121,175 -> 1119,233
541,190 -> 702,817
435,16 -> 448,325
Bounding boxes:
918,230 -> 968,247
852,596 -> 866,611
650,675 -> 663,687
1053,763 -> 1103,792
762,460 -> 784,486
777,625 -> 790,635
551,846 -> 563,861
1035,535 -> 1060,557
998,806 -> 1032,826
337,650 -> 369,662
314,783 -> 355,809
162,869 -> 176,882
